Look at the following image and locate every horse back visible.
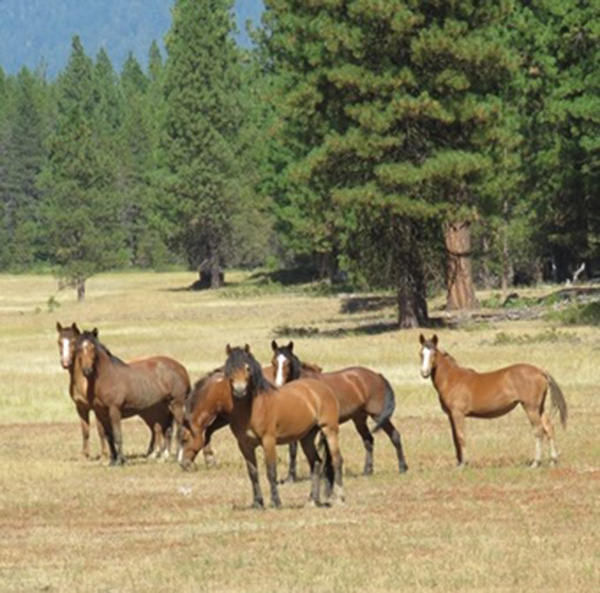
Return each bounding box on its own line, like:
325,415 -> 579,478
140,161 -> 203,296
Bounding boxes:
319,366 -> 386,419
266,379 -> 339,443
187,371 -> 232,425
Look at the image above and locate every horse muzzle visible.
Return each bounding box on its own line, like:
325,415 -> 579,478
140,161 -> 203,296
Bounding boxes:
82,366 -> 93,377
231,383 -> 248,398
420,369 -> 431,379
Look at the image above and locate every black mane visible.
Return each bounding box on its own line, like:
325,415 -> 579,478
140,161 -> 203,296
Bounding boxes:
76,331 -> 126,367
225,347 -> 274,396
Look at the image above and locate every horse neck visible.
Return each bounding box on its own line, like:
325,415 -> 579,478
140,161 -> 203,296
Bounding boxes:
431,351 -> 459,393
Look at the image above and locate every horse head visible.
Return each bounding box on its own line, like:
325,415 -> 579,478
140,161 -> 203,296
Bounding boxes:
75,328 -> 100,377
56,321 -> 81,369
225,344 -> 268,398
178,416 -> 200,471
270,340 -> 302,387
419,334 -> 439,379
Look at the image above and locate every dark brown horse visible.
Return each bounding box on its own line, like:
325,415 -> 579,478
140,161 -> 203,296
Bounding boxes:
271,340 -> 408,479
224,344 -> 344,508
419,334 -> 568,468
56,321 -> 107,458
74,330 -> 190,465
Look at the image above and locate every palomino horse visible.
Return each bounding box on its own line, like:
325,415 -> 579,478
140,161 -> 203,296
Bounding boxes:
56,322 -> 107,458
271,340 -> 408,479
419,334 -> 568,468
224,344 -> 344,508
74,330 -> 190,465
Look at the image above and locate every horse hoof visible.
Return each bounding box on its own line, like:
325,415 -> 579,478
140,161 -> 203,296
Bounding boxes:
304,499 -> 318,509
398,463 -> 409,474
530,460 -> 541,469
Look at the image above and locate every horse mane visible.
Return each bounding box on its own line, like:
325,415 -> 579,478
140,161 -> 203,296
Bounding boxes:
301,360 -> 322,373
225,347 -> 274,395
186,367 -> 224,416
77,331 -> 127,367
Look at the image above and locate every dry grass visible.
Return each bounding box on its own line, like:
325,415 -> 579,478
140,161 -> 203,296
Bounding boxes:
1,271 -> 600,592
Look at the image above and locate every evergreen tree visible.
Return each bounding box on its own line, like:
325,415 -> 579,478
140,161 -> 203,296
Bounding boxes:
261,0 -> 517,324
163,0 -> 244,287
0,67 -> 49,269
39,36 -> 126,300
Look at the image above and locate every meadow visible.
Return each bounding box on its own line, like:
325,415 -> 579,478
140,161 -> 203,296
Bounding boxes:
1,271 -> 599,592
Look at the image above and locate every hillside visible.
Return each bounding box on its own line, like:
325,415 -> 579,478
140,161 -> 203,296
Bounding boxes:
0,0 -> 263,77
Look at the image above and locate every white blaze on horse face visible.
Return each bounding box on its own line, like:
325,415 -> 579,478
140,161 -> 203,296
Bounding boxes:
61,338 -> 71,367
420,346 -> 433,378
274,354 -> 287,387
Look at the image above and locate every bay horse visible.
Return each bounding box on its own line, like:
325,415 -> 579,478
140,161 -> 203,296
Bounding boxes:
224,344 -> 344,508
271,340 -> 408,479
74,329 -> 190,465
56,321 -> 107,459
419,334 -> 568,468
178,369 -> 231,470
178,363 -> 289,471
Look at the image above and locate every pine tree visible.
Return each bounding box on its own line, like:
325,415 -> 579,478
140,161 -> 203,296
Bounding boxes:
262,0 -> 518,324
163,0 -> 244,287
39,36 -> 126,300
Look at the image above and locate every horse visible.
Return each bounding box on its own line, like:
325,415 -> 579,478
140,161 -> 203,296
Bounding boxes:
178,369 -> 231,470
271,340 -> 408,479
56,321 -> 108,459
224,344 -> 344,508
74,329 -> 190,465
418,334 -> 568,468
178,362 -> 291,471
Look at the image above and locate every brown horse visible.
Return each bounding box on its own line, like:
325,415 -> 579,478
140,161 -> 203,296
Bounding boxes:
178,369 -> 231,470
224,344 -> 344,508
56,322 -> 107,458
74,329 -> 190,465
271,340 -> 408,479
419,334 -> 568,468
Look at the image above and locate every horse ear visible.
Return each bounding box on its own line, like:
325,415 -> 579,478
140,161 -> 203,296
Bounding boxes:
271,340 -> 278,352
226,344 -> 232,355
244,344 -> 251,353
56,321 -> 62,332
92,328 -> 99,338
287,341 -> 294,352
419,334 -> 425,345
432,334 -> 438,347
72,322 -> 80,334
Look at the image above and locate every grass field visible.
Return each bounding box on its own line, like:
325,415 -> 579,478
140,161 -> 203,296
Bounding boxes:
1,271 -> 599,592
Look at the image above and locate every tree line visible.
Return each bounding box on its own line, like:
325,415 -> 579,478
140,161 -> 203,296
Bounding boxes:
0,0 -> 598,327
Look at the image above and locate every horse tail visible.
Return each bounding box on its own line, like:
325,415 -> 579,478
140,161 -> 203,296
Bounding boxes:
372,374 -> 396,432
317,431 -> 335,493
545,372 -> 568,429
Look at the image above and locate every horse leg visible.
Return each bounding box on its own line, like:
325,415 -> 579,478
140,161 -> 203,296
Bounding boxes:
320,425 -> 345,505
378,418 -> 409,473
203,415 -> 228,467
541,412 -> 559,465
448,411 -> 467,467
238,441 -> 264,509
522,405 -> 544,468
351,413 -> 374,475
95,413 -> 109,459
108,405 -> 125,466
282,442 -> 298,483
299,427 -> 322,506
262,435 -> 282,508
75,403 -> 91,459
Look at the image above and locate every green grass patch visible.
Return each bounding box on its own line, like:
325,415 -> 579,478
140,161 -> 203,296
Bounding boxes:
545,301 -> 600,326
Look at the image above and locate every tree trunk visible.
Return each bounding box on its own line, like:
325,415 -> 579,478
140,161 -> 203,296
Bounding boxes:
210,255 -> 222,288
444,221 -> 478,311
77,280 -> 86,302
500,199 -> 512,297
394,218 -> 428,328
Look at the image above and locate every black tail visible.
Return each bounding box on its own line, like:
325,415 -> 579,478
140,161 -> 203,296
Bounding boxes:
318,431 -> 335,494
372,374 -> 396,432
546,373 -> 568,429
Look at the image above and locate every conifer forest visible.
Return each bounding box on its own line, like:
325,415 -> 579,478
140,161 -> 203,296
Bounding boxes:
1,1 -> 599,326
